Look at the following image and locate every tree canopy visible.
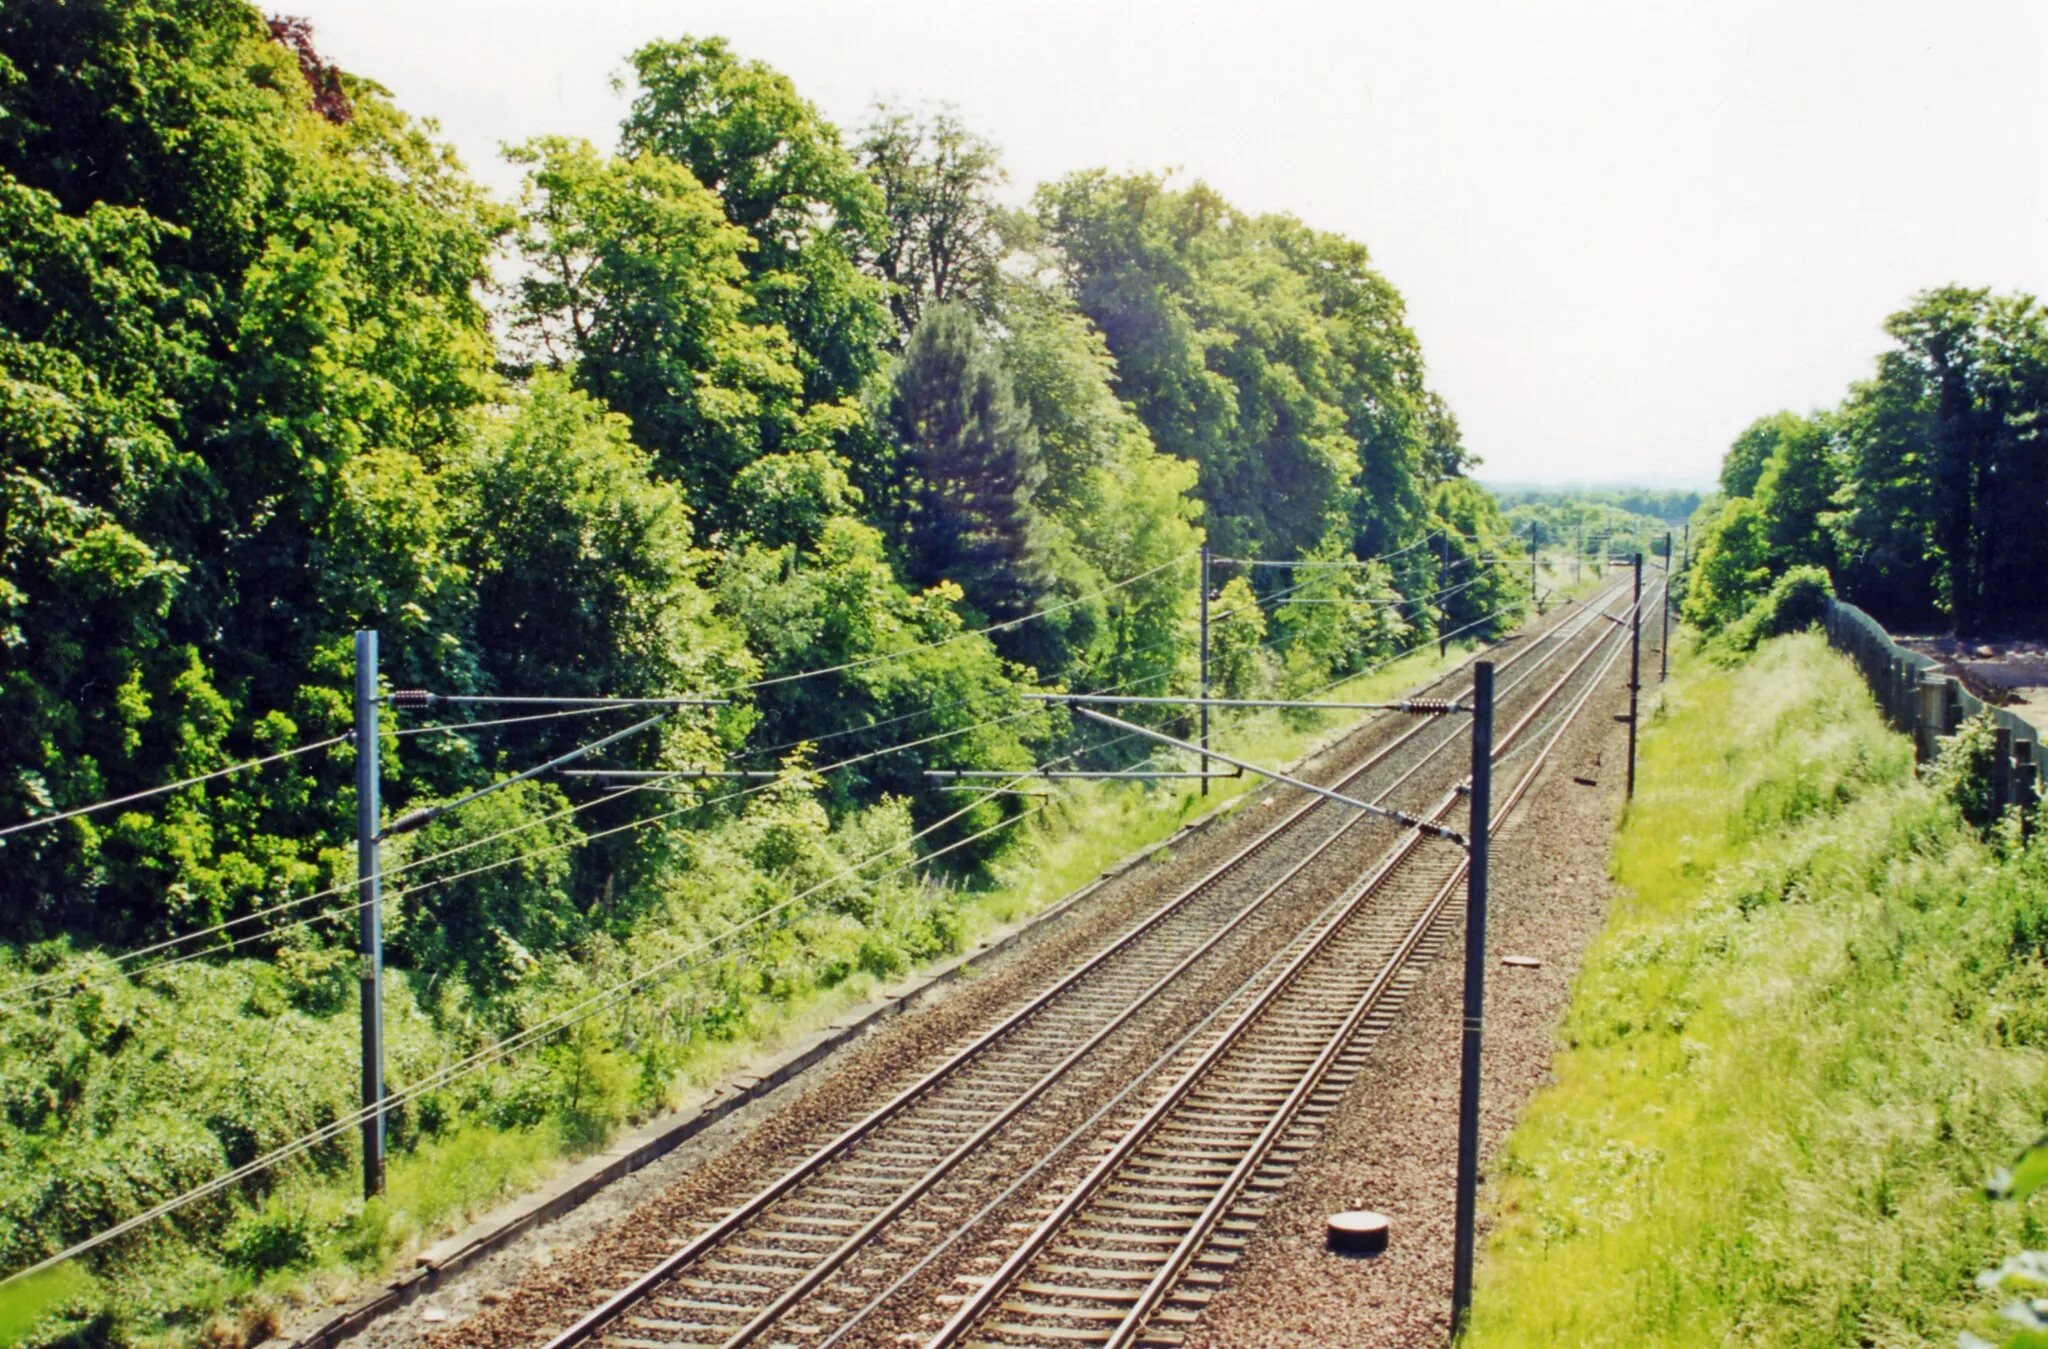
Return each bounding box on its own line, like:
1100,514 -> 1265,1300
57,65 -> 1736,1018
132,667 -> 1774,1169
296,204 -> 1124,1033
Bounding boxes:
1689,287 -> 2048,636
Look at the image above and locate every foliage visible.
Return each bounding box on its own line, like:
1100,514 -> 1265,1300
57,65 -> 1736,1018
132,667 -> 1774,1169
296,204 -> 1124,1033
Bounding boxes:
711,516 -> 1050,833
1714,563 -> 1833,655
1702,287 -> 2048,636
1207,577 -> 1270,698
1271,545 -> 1410,695
1685,411 -> 1841,634
618,36 -> 890,412
857,104 -> 1006,335
882,303 -> 1047,619
1924,711 -> 2008,834
1429,478 -> 1527,642
505,136 -> 842,534
1032,170 -> 1446,561
992,276 -> 1201,696
0,0 -> 503,944
446,375 -> 751,723
1492,486 -> 1704,526
1498,493 -> 1673,569
1469,634 -> 2048,1347
1966,1140 -> 2048,1349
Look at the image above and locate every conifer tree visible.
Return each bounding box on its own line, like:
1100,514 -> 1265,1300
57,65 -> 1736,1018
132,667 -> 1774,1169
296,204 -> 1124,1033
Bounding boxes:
885,304 -> 1047,618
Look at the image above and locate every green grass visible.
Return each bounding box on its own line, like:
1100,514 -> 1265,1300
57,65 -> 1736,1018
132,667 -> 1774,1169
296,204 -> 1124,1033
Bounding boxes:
1468,632 -> 2048,1347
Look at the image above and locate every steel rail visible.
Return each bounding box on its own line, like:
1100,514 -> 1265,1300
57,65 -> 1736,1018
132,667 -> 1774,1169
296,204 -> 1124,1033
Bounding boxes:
1089,580 -> 1653,1349
528,581 -> 1629,1349
928,580 -> 1643,1349
694,592 -> 1633,1349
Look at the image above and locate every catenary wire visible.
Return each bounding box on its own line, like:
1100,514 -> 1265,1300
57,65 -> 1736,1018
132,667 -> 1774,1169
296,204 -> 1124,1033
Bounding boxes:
0,734 -> 352,841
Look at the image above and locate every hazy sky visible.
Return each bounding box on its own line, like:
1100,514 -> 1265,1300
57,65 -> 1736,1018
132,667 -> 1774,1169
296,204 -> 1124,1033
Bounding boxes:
313,1 -> 2048,487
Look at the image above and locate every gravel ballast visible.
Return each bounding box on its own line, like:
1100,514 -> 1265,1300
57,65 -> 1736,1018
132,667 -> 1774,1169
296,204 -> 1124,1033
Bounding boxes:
1181,670 -> 1637,1347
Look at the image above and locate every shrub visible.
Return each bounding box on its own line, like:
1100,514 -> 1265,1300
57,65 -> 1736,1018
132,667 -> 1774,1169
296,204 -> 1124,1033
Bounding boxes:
1719,564 -> 1833,654
1926,711 -> 2005,832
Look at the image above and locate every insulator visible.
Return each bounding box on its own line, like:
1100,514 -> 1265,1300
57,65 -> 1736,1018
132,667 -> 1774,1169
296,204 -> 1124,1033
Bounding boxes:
390,689 -> 436,709
1404,698 -> 1453,715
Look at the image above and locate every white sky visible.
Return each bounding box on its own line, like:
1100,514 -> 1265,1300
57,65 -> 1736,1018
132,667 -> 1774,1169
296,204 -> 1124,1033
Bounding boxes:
313,0 -> 2048,488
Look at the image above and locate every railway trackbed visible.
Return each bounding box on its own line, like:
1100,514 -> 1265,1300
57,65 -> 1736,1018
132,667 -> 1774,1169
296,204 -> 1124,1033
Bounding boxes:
434,577 -> 1658,1349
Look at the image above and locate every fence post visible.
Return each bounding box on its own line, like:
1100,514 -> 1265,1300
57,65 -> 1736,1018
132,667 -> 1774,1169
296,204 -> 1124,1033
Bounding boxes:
1917,675 -> 1950,764
354,629 -> 386,1199
1993,727 -> 2015,810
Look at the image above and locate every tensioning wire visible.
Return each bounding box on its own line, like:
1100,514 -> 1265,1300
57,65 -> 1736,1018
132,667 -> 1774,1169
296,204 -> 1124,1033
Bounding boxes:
0,734 -> 352,841
1,701 -> 1051,1009
716,552 -> 1197,697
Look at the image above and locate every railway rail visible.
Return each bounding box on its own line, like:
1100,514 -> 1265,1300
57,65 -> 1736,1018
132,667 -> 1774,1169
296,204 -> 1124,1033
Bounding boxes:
483,577 -> 1657,1349
931,579 -> 1657,1349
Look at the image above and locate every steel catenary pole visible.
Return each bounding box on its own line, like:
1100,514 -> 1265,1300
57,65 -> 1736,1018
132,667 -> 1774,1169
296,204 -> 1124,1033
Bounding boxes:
1660,531 -> 1672,681
1627,554 -> 1642,799
1199,545 -> 1212,797
1527,525 -> 1538,610
1450,660 -> 1493,1335
1437,532 -> 1450,657
354,629 -> 386,1198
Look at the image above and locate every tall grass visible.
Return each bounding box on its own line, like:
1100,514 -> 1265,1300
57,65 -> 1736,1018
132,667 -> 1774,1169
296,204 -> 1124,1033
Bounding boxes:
1469,632 -> 2048,1346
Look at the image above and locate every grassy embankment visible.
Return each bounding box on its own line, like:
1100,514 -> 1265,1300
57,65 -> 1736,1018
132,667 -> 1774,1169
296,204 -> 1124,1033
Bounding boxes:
0,629 -> 1496,1349
1469,632 -> 2048,1346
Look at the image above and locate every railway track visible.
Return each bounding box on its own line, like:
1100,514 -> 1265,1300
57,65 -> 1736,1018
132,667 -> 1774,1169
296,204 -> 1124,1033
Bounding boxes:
499,578 -> 1652,1349
929,579 -> 1658,1349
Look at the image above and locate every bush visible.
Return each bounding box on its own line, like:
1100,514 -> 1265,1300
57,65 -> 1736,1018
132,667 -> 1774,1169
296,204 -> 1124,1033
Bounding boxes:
1719,564 -> 1833,654
1925,711 -> 2005,832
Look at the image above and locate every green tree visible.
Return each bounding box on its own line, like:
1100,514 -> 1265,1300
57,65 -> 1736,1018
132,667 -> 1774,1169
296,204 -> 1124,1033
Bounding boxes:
1751,412 -> 1840,574
445,374 -> 753,715
1208,576 -> 1270,698
1825,287 -> 2048,632
884,304 -> 1048,620
1720,413 -> 1802,499
506,136 -> 851,531
1683,497 -> 1774,630
1430,479 -> 1526,643
713,515 -> 1050,842
858,104 -> 1007,335
0,1 -> 501,941
619,36 -> 890,409
994,278 -> 1202,695
1034,171 -> 1446,563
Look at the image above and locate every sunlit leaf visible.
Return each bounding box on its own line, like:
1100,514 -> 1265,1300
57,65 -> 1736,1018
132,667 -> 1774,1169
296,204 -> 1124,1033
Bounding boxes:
0,1264 -> 94,1347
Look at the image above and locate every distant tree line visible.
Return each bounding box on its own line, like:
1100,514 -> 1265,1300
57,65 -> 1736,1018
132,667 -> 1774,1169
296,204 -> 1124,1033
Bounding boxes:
1492,486 -> 1703,527
1687,287 -> 2048,636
